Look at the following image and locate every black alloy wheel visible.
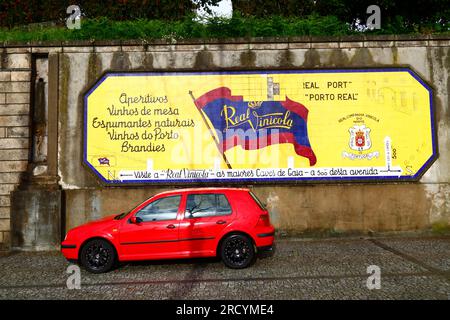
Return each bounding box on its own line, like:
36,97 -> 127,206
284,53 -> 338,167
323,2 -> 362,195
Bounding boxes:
221,234 -> 255,269
80,239 -> 116,273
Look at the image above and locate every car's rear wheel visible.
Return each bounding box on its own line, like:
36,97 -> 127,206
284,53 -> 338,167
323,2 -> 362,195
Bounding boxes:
80,239 -> 116,273
220,234 -> 255,269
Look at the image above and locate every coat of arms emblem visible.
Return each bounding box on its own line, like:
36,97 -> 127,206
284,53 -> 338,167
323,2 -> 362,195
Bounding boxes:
349,125 -> 372,151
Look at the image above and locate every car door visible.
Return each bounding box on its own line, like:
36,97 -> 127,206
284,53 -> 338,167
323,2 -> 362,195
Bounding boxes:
118,194 -> 182,260
178,193 -> 235,257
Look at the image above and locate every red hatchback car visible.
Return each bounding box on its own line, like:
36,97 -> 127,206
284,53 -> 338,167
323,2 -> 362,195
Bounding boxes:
61,188 -> 275,273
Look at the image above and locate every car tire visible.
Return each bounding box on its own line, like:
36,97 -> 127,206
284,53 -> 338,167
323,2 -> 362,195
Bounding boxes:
220,234 -> 255,269
80,239 -> 116,274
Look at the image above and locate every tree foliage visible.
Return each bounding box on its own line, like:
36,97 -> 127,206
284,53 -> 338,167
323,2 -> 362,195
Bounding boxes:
233,0 -> 450,32
0,0 -> 448,36
0,14 -> 353,42
231,0 -> 315,17
0,0 -> 221,28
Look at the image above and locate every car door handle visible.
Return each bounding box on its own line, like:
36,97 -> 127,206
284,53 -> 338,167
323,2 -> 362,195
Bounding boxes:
166,224 -> 176,229
216,220 -> 227,225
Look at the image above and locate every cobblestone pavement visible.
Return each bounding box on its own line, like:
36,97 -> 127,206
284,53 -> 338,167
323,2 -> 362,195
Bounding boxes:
0,236 -> 450,300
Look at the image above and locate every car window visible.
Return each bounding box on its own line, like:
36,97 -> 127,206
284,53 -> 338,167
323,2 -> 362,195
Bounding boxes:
186,194 -> 232,218
136,195 -> 180,222
216,194 -> 232,215
249,191 -> 266,210
114,195 -> 155,220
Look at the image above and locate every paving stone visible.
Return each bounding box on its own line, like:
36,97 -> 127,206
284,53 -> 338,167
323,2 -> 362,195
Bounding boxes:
0,237 -> 449,299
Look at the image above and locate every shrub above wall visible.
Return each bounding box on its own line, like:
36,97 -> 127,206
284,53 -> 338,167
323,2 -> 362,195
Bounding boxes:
0,14 -> 449,43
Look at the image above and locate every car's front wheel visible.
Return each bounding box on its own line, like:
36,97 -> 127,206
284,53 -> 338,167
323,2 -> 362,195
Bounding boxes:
80,239 -> 116,273
220,234 -> 255,269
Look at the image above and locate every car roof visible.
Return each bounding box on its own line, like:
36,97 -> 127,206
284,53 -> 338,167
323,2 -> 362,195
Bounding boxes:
156,187 -> 250,196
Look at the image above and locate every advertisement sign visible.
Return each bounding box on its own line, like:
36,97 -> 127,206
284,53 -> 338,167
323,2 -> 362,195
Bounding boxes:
83,68 -> 436,184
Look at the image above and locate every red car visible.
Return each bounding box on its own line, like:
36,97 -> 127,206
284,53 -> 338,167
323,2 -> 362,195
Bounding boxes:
61,188 -> 275,273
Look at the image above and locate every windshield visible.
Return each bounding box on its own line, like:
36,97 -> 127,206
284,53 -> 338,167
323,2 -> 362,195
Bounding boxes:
114,195 -> 154,220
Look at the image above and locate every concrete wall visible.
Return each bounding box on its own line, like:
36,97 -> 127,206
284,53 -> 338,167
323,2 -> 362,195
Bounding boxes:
1,35 -> 450,248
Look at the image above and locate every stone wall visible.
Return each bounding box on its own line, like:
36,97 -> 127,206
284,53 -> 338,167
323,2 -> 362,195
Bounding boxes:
0,35 -> 449,249
0,50 -> 31,248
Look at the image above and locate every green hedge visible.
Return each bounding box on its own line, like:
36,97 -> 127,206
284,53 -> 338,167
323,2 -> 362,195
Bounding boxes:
0,15 -> 448,42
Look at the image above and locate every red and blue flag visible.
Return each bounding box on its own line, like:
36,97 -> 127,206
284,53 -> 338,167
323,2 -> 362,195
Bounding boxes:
193,87 -> 316,166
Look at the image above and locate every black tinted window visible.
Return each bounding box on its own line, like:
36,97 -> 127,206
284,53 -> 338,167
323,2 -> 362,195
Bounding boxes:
136,195 -> 180,222
186,194 -> 232,218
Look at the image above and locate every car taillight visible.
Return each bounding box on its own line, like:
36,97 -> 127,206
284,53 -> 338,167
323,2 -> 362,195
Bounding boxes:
256,214 -> 271,227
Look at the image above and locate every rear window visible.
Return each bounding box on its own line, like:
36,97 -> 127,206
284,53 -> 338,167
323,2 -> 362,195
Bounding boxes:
249,191 -> 266,210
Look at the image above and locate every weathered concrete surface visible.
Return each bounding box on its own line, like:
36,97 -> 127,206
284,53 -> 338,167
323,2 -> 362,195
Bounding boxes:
254,184 -> 433,234
64,184 -> 440,234
55,37 -> 450,234
10,190 -> 61,250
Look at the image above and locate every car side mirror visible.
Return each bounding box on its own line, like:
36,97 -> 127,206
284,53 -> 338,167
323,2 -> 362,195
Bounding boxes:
130,216 -> 143,224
